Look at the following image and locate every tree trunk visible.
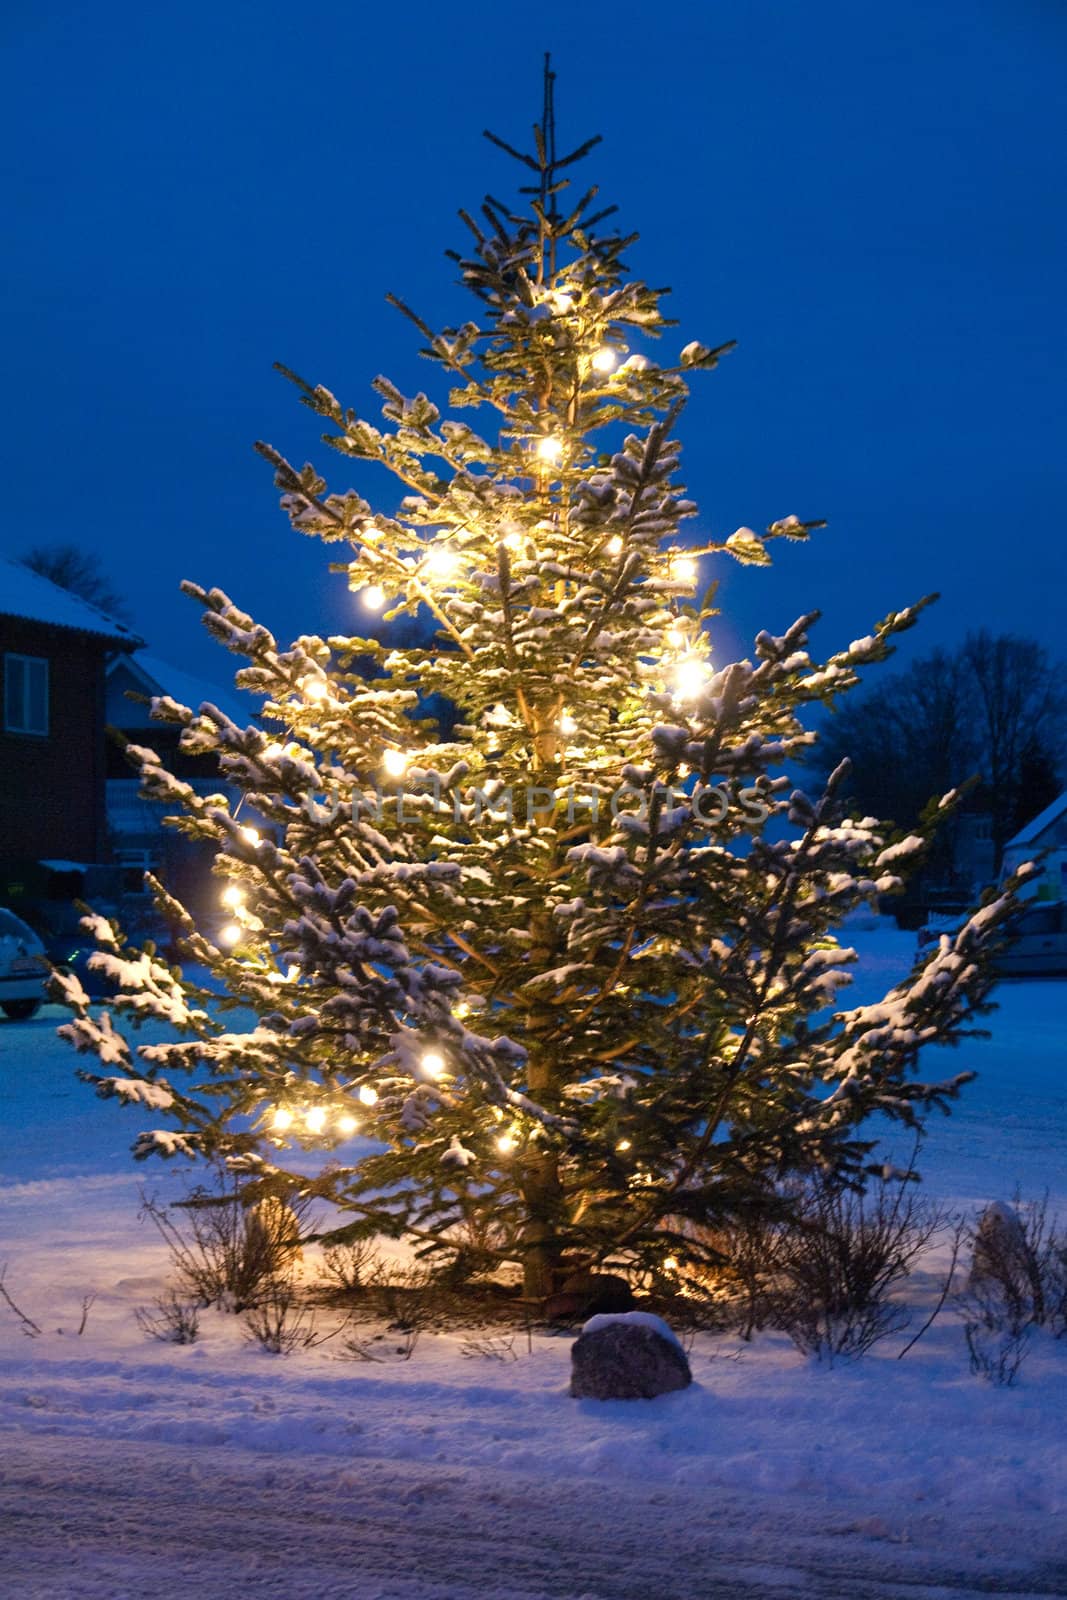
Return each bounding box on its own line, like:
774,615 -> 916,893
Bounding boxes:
520,1145 -> 563,1302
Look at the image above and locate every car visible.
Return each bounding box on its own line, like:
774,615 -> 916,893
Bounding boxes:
995,901 -> 1067,978
0,908 -> 49,1020
919,901 -> 1067,977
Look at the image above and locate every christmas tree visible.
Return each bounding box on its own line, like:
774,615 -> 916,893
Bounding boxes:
57,64 -> 1024,1303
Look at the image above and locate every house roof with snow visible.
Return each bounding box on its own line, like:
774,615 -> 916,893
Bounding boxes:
1005,791 -> 1067,848
106,650 -> 258,730
0,557 -> 143,648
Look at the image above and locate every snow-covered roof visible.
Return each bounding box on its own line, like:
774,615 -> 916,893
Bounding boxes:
1005,791 -> 1067,848
109,650 -> 258,730
0,558 -> 142,647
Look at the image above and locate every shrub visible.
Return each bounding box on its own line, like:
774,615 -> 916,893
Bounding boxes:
140,1171 -> 313,1311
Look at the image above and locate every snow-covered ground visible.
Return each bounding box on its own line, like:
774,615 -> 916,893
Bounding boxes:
1,924 -> 1066,1598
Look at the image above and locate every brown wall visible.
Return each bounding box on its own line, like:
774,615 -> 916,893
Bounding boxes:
0,618 -> 112,864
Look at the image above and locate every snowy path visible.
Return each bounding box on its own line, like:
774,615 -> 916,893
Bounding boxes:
4,1429 -> 1066,1599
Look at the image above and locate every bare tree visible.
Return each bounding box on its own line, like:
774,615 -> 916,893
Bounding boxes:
816,635 -> 1065,872
964,631 -> 1067,866
20,544 -> 130,622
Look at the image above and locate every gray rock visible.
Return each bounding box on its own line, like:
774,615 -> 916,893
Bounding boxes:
570,1318 -> 692,1401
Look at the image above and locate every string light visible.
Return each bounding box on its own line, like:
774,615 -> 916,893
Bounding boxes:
358,1084 -> 378,1106
337,1114 -> 359,1137
495,1131 -> 517,1154
240,825 -> 261,846
305,1107 -> 327,1135
616,1139 -> 632,1152
663,1256 -> 679,1272
420,1050 -> 446,1079
560,712 -> 578,737
271,1107 -> 293,1132
673,556 -> 698,584
263,741 -> 285,760
549,289 -> 574,313
218,922 -> 242,947
665,627 -> 684,650
422,546 -> 459,581
592,345 -> 617,373
607,535 -> 624,556
359,583 -> 386,611
535,436 -> 563,464
221,885 -> 245,909
300,676 -> 328,701
673,658 -> 712,701
454,1000 -> 471,1020
382,748 -> 410,779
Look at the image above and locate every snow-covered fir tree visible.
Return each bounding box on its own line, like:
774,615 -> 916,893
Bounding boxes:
57,68 -> 1026,1302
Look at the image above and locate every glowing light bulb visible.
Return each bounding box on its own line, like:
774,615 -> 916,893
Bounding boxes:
592,345 -> 617,373
454,1001 -> 471,1020
358,1084 -> 378,1106
560,712 -> 578,737
221,884 -> 245,909
607,535 -> 624,556
420,1050 -> 446,1080
550,289 -> 574,312
300,676 -> 328,701
305,1107 -> 327,1135
535,436 -> 563,464
674,556 -> 698,584
665,628 -> 684,650
337,1114 -> 359,1136
495,1132 -> 517,1155
271,1107 -> 293,1132
616,1139 -> 632,1152
263,741 -> 285,760
382,748 -> 410,779
240,826 -> 261,846
360,584 -> 386,611
663,1256 -> 679,1272
423,546 -> 459,581
673,659 -> 711,702
218,922 -> 242,947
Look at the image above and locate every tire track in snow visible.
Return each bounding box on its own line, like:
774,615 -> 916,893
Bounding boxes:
2,1431 -> 1065,1600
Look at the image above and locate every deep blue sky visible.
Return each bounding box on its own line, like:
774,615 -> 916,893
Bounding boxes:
2,0 -> 1064,684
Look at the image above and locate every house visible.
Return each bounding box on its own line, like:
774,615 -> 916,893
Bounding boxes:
1001,792 -> 1067,902
1,558 -> 142,869
105,651 -> 264,907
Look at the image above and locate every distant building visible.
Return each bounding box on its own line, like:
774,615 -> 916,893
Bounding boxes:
105,651 -> 263,905
0,558 -> 142,868
1002,792 -> 1067,902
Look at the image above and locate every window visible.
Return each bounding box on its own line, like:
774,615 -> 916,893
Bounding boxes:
4,653 -> 49,735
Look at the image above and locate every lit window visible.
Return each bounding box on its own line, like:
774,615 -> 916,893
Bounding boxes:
4,654 -> 49,736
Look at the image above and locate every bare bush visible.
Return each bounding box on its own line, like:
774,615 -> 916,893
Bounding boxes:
140,1174 -> 313,1312
136,1291 -> 201,1345
338,1326 -> 421,1362
0,1264 -> 42,1338
768,1177 -> 945,1364
318,1238 -> 382,1296
241,1277 -> 346,1355
962,1290 -> 1032,1386
956,1193 -> 1067,1383
374,1262 -> 434,1332
459,1331 -> 518,1361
